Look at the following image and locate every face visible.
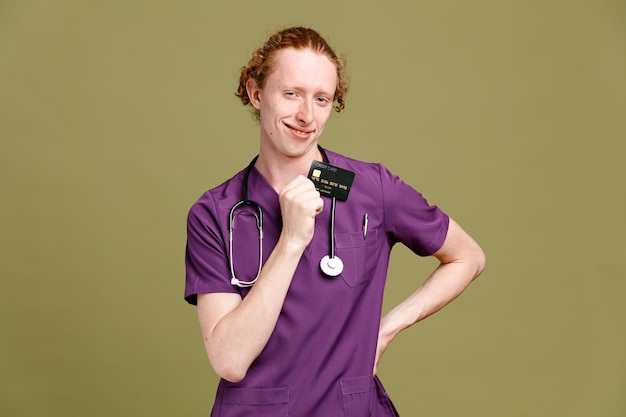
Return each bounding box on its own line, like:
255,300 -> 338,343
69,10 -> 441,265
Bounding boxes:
247,48 -> 338,160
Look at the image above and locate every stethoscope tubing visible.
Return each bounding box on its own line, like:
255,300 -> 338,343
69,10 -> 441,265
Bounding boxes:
228,200 -> 263,287
229,145 -> 342,287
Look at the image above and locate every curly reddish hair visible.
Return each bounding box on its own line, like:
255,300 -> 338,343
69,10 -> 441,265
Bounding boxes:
236,27 -> 348,119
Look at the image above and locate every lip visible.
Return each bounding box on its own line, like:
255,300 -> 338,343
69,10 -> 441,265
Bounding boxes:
284,122 -> 314,139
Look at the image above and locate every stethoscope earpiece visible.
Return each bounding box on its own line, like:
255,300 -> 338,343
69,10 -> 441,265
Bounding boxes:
320,255 -> 343,277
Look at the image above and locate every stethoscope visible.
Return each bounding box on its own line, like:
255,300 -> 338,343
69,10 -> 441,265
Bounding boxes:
229,145 -> 343,288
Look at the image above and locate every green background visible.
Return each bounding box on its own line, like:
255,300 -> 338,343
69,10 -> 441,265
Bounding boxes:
1,0 -> 625,416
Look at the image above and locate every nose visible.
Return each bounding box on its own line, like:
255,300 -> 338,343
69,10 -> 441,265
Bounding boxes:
296,100 -> 313,125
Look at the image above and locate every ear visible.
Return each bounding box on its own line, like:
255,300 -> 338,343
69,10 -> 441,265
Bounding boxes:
246,78 -> 262,110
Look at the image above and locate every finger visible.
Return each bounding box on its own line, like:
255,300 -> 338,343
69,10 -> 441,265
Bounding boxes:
282,174 -> 311,193
281,176 -> 322,209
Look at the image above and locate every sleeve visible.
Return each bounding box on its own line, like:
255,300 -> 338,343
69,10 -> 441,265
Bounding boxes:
184,192 -> 239,305
380,164 -> 450,256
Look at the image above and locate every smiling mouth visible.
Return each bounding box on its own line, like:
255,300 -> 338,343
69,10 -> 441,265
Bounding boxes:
284,123 -> 314,137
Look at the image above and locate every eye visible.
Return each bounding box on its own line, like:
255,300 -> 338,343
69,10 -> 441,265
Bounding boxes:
285,91 -> 298,98
315,96 -> 331,105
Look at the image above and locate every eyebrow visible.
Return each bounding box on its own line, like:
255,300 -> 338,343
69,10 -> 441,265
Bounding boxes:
283,84 -> 335,97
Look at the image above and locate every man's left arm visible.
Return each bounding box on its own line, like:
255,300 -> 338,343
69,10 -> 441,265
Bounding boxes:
374,217 -> 486,375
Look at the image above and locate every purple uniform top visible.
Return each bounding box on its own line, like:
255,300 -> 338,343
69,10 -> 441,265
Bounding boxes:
185,149 -> 449,417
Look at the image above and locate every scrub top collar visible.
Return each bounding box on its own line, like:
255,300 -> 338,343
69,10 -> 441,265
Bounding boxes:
244,150 -> 335,255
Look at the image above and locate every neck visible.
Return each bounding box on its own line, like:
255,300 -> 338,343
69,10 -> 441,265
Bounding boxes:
255,144 -> 323,194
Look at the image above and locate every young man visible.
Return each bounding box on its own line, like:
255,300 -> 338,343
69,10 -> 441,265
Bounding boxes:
185,27 -> 485,416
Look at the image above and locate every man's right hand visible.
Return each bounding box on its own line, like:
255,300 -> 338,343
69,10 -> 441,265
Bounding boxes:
278,175 -> 324,251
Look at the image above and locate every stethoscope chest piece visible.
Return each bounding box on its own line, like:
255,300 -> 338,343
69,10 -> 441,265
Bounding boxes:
320,255 -> 343,277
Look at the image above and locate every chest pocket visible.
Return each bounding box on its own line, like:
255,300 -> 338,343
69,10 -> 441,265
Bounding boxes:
335,228 -> 379,287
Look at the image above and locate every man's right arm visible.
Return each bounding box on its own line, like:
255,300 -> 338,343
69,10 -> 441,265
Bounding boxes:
196,175 -> 322,383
